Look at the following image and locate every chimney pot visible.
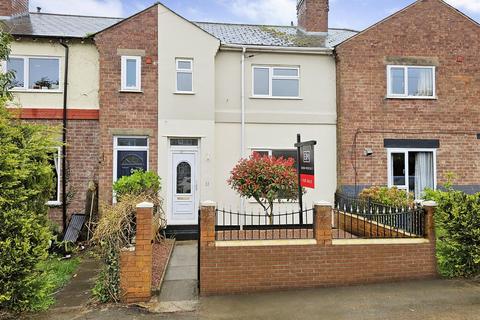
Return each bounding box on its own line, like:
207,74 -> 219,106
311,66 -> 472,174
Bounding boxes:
297,0 -> 329,34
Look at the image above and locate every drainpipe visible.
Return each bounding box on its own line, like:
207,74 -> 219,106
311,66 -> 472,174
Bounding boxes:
240,47 -> 246,215
59,39 -> 69,234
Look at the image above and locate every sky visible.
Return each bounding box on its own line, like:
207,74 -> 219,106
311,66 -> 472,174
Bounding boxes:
28,0 -> 480,31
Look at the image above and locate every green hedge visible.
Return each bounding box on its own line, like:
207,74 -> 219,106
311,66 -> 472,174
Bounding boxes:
424,188 -> 480,278
359,186 -> 415,208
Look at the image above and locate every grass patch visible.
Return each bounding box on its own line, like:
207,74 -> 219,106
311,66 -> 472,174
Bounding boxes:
33,255 -> 81,310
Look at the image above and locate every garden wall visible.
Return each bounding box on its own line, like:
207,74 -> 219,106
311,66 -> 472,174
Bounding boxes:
119,202 -> 154,303
199,202 -> 437,295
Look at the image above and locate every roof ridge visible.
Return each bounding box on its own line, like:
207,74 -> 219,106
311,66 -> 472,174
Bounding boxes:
29,12 -> 124,20
196,21 -> 358,33
195,21 -> 296,28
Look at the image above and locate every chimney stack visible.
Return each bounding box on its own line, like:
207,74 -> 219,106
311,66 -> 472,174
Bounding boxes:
297,0 -> 329,34
0,0 -> 29,18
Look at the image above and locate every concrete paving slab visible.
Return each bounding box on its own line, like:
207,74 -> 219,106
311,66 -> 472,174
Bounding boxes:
164,266 -> 197,280
159,279 -> 198,302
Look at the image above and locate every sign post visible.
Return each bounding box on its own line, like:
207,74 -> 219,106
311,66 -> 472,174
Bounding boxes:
295,134 -> 317,224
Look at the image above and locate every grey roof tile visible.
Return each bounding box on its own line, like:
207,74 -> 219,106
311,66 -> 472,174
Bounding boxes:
195,22 -> 357,48
0,12 -> 357,47
0,12 -> 122,38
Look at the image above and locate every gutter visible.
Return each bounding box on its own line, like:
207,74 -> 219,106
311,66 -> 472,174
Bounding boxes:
221,43 -> 333,55
59,39 -> 69,234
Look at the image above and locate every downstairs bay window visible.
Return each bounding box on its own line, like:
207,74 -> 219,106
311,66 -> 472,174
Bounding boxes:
47,147 -> 61,206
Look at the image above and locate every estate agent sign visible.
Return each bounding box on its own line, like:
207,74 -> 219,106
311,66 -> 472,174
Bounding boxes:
294,134 -> 317,224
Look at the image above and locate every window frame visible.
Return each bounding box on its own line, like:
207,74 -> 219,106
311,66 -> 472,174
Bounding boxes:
47,147 -> 62,206
252,65 -> 301,99
175,58 -> 194,94
387,148 -> 437,195
3,55 -> 62,92
386,65 -> 436,99
121,56 -> 142,92
112,136 -> 149,184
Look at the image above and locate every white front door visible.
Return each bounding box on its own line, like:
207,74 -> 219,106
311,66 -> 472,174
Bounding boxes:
171,151 -> 197,224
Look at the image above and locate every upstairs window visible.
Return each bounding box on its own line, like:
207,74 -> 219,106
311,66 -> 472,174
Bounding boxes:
5,56 -> 60,91
253,66 -> 300,98
176,58 -> 193,93
387,65 -> 435,99
121,56 -> 141,91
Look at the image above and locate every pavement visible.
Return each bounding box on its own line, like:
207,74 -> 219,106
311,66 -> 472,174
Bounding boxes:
147,240 -> 199,313
30,278 -> 480,320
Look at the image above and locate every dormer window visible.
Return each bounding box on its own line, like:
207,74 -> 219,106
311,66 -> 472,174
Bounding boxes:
121,56 -> 141,92
387,65 -> 436,99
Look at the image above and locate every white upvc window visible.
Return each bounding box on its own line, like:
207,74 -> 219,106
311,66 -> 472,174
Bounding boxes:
121,56 -> 141,91
47,147 -> 62,206
175,58 -> 193,93
252,66 -> 300,98
387,148 -> 437,199
387,65 -> 436,99
4,56 -> 61,91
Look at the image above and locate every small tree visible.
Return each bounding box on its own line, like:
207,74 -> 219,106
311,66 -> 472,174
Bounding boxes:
228,153 -> 300,224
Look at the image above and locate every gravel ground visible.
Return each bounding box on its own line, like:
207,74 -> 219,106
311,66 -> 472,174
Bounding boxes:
151,239 -> 175,291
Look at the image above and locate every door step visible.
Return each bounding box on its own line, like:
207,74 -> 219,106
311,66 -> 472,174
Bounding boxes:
165,225 -> 198,240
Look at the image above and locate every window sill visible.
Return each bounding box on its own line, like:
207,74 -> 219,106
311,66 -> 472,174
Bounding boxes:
174,91 -> 195,95
46,201 -> 62,207
119,89 -> 143,93
250,96 -> 303,100
385,95 -> 437,100
11,89 -> 63,93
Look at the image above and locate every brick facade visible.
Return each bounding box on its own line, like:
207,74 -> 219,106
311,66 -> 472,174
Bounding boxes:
297,0 -> 329,33
0,0 -> 29,17
23,119 -> 99,229
336,0 -> 480,195
199,203 -> 437,295
94,5 -> 159,205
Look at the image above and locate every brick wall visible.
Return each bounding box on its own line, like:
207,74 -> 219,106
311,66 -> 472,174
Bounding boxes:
199,202 -> 437,295
94,5 -> 158,204
119,203 -> 154,303
0,0 -> 29,17
24,119 -> 99,229
335,0 -> 480,194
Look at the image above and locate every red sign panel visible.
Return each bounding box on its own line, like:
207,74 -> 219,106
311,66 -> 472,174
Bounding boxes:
300,173 -> 315,188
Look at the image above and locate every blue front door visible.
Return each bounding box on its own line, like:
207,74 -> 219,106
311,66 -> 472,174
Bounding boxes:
117,150 -> 148,180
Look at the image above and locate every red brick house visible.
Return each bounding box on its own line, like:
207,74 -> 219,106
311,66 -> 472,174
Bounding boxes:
336,0 -> 480,197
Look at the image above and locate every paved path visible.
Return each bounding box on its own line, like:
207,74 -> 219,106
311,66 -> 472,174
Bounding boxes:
148,241 -> 199,313
34,279 -> 480,320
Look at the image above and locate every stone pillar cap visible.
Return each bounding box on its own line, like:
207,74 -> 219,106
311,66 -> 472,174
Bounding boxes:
201,200 -> 217,207
314,201 -> 332,207
422,200 -> 438,207
136,202 -> 154,208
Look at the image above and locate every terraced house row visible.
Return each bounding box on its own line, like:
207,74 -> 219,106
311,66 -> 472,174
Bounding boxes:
1,0 -> 479,236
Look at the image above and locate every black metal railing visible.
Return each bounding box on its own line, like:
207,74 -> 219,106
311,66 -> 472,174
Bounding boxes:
215,207 -> 314,241
333,193 -> 425,239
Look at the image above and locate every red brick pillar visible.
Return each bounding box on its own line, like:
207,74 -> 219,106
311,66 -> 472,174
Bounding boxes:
120,202 -> 154,303
422,201 -> 437,242
314,201 -> 332,245
200,201 -> 216,247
